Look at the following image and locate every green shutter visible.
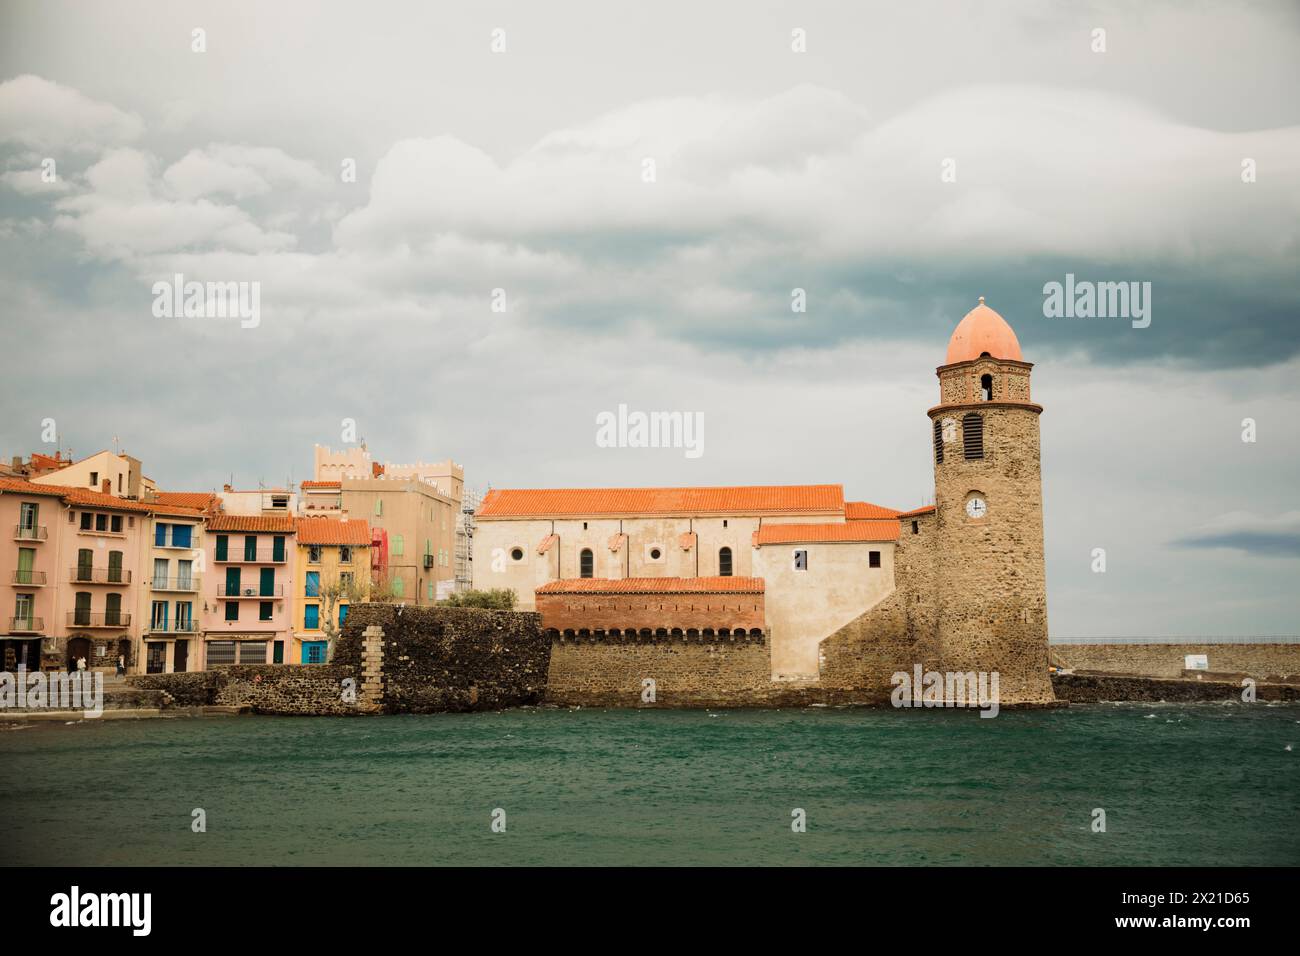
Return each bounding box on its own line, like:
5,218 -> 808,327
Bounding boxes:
260,567 -> 275,596
272,536 -> 285,562
216,535 -> 228,561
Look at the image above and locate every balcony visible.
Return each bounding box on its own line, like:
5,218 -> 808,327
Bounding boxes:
14,524 -> 47,541
151,575 -> 200,592
8,617 -> 43,633
218,583 -> 285,598
11,570 -> 47,586
69,567 -> 133,585
67,612 -> 132,629
154,533 -> 199,550
146,619 -> 200,634
215,548 -> 287,564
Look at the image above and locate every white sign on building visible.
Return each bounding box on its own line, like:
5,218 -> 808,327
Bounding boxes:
1184,654 -> 1209,671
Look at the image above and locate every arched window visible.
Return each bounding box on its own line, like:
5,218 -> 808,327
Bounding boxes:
963,413 -> 984,460
579,548 -> 594,578
719,547 -> 733,577
980,374 -> 993,401
933,419 -> 944,464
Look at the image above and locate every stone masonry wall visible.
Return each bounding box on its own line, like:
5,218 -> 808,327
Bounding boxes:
545,633 -> 774,707
1050,643 -> 1300,681
336,603 -> 550,712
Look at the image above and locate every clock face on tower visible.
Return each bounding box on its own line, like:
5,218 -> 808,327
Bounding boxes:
965,496 -> 988,519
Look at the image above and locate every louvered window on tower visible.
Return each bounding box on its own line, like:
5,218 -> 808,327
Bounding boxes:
963,413 -> 984,460
933,419 -> 944,464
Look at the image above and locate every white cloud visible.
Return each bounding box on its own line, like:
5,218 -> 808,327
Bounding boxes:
0,74 -> 143,152
162,144 -> 331,200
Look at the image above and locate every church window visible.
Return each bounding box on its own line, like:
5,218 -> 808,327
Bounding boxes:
792,549 -> 808,572
719,547 -> 733,577
933,419 -> 944,464
963,413 -> 984,460
911,521 -> 919,535
869,550 -> 881,568
510,547 -> 524,561
580,549 -> 594,578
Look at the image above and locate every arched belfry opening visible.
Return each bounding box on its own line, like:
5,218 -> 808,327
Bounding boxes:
980,373 -> 993,401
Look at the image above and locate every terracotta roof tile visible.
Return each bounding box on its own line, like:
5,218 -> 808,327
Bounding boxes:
207,514 -> 296,533
151,491 -> 219,511
845,501 -> 901,519
897,505 -> 937,518
148,503 -> 209,518
478,485 -> 844,519
755,521 -> 899,545
537,576 -> 764,595
607,532 -> 627,552
678,531 -> 696,550
300,480 -> 341,489
294,517 -> 371,545
0,478 -> 154,512
537,533 -> 559,555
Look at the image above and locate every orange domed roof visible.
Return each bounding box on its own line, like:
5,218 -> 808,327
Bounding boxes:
945,297 -> 1023,364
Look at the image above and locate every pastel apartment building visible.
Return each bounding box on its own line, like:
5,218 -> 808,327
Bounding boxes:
0,477 -> 152,673
201,515 -> 296,667
293,517 -> 371,663
137,494 -> 216,674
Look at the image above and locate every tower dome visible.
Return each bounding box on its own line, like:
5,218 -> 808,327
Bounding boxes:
945,297 -> 1023,365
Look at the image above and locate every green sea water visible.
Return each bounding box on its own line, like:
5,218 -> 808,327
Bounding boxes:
2,703 -> 1296,866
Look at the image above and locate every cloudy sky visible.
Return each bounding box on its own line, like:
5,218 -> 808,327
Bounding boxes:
1,0 -> 1297,637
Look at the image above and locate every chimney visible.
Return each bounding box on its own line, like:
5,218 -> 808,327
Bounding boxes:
101,479 -> 112,494
223,483 -> 233,493
10,456 -> 20,470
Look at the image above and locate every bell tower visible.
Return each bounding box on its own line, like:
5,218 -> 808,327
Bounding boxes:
927,297 -> 1054,705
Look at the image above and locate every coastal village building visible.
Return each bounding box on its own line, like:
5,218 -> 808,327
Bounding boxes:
137,496 -> 213,674
201,514 -> 297,668
476,299 -> 1055,706
30,448 -> 156,499
0,477 -> 152,673
314,444 -> 467,597
293,517 -> 371,663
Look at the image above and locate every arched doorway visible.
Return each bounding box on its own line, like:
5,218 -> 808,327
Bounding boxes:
67,636 -> 91,671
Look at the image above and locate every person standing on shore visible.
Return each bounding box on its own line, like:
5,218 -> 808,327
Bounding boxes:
77,656 -> 86,673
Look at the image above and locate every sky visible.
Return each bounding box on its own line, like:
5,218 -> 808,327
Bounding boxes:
1,0 -> 1297,637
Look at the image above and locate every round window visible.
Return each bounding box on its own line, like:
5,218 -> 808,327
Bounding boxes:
510,547 -> 524,561
649,547 -> 662,560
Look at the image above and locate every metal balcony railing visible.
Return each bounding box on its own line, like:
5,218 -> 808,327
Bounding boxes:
66,611 -> 132,628
69,567 -> 133,584
8,616 -> 43,632
214,548 -> 287,564
150,575 -> 200,592
217,583 -> 285,597
11,570 -> 47,585
14,524 -> 47,541
146,619 -> 200,634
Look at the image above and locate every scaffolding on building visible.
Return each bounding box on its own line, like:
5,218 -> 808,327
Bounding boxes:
454,487 -> 483,591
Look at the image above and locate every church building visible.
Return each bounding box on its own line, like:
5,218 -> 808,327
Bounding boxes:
473,300 -> 1055,706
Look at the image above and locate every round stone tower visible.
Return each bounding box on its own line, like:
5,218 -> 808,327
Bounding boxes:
927,298 -> 1055,705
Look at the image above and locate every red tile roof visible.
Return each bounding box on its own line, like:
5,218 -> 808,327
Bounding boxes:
537,576 -> 764,595
897,505 -> 937,518
537,533 -> 559,554
148,503 -> 209,518
0,478 -> 153,512
151,491 -> 219,511
207,514 -> 297,533
845,501 -> 901,519
294,517 -> 370,546
478,485 -> 844,519
755,521 -> 899,544
300,480 -> 341,489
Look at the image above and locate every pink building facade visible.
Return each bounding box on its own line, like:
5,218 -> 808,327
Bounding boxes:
200,514 -> 297,668
0,477 -> 151,672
